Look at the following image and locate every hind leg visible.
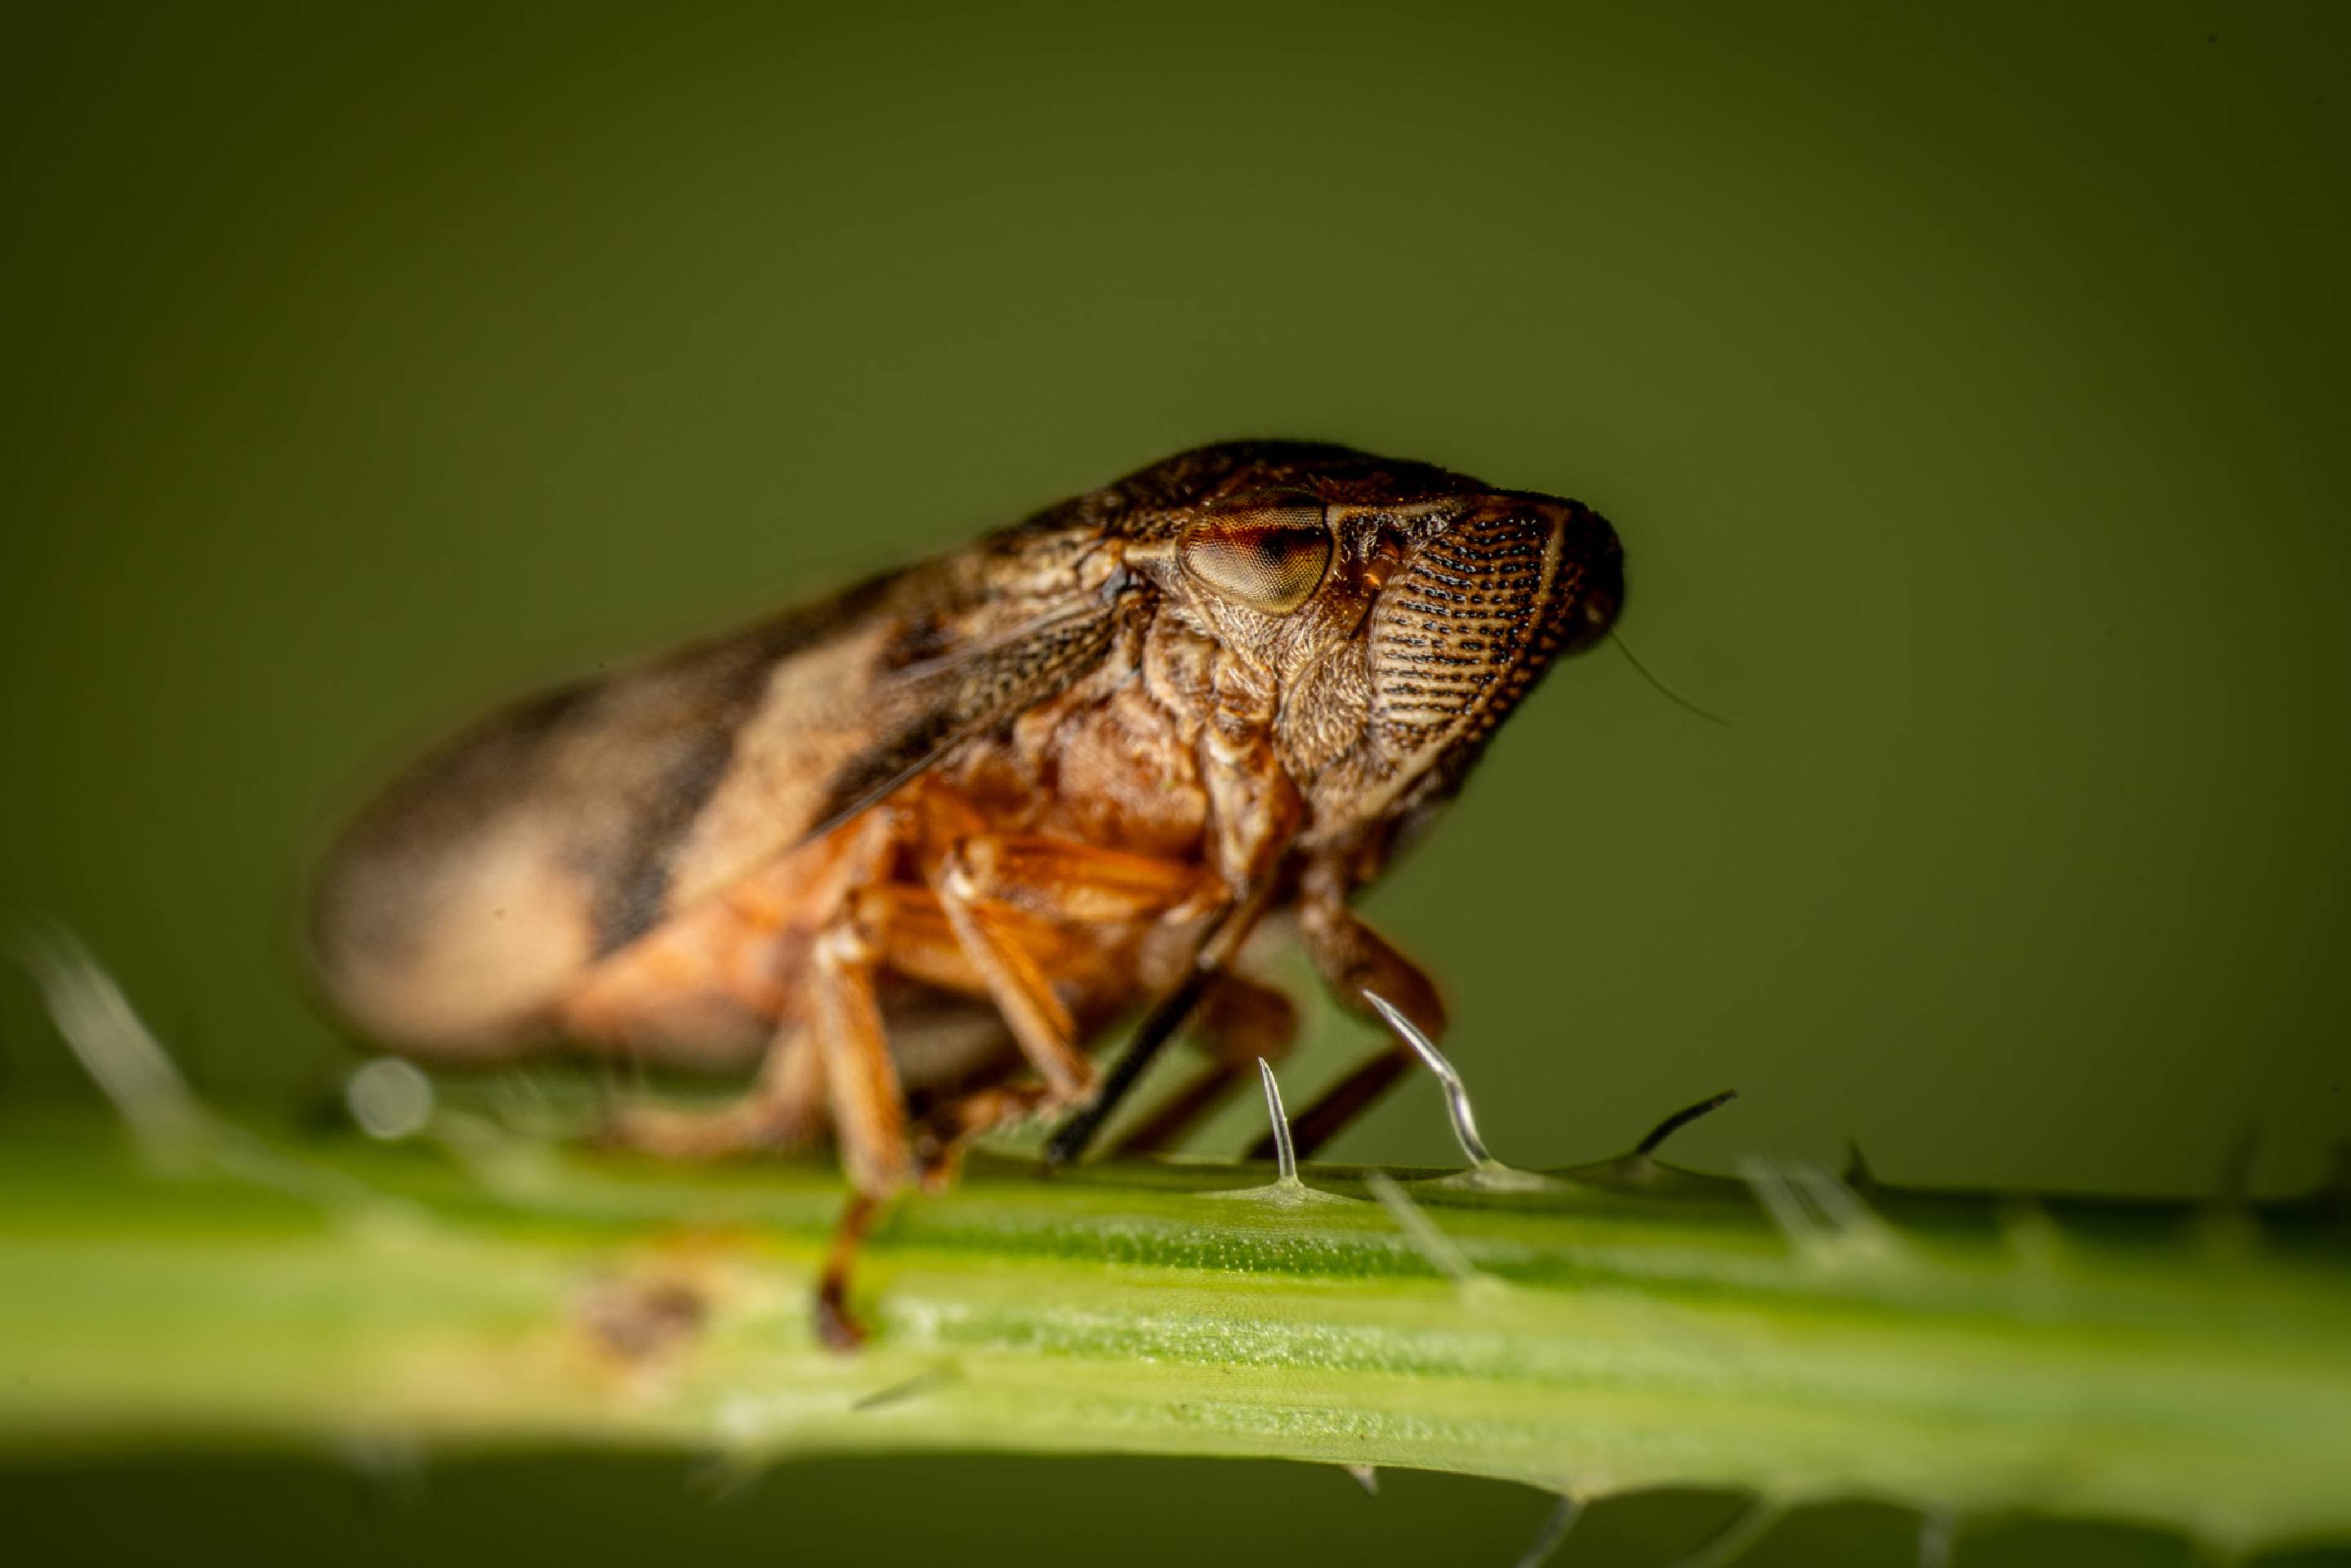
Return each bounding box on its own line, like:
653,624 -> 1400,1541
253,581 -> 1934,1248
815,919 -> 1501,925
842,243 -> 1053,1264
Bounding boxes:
598,1028 -> 825,1158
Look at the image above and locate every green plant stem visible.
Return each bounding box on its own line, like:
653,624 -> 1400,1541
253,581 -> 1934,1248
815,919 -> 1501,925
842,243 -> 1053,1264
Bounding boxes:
2,1114 -> 2348,1551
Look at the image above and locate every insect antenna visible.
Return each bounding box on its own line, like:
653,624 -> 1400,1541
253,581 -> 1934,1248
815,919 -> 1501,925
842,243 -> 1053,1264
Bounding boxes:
1610,631 -> 1731,727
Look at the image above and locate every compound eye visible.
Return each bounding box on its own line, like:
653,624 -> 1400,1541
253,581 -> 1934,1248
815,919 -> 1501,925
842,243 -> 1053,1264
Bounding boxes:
1177,501 -> 1333,615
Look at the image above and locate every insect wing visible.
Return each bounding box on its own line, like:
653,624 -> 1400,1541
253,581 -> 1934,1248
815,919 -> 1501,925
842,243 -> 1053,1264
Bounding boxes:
310,541 -> 1130,1054
803,592 -> 1123,840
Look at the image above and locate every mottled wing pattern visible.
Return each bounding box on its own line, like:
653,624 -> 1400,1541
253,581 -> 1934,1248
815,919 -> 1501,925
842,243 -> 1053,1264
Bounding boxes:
309,536 -> 1126,1054
799,593 -> 1123,843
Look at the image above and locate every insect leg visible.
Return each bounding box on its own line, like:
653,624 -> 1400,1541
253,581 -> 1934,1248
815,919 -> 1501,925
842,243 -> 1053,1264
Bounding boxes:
800,867 -> 1171,1192
924,826 -> 1218,1107
936,832 -> 1216,924
584,809 -> 901,1160
909,1079 -> 1058,1190
908,800 -> 1233,1133
599,1027 -> 823,1158
928,862 -> 1095,1105
815,1188 -> 887,1352
808,920 -> 912,1198
1046,874 -> 1284,1165
1246,889 -> 1447,1162
806,915 -> 918,1351
1110,973 -> 1299,1156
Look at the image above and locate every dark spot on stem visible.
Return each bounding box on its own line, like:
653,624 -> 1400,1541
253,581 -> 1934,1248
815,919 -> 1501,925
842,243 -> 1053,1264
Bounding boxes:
579,1276 -> 707,1361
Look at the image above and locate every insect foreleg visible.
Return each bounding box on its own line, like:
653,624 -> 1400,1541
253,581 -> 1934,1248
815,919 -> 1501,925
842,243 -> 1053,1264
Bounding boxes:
930,867 -> 1093,1102
926,823 -> 1218,1106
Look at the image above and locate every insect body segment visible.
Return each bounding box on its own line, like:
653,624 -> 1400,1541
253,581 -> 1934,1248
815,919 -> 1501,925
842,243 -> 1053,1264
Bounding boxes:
308,441 -> 1625,1343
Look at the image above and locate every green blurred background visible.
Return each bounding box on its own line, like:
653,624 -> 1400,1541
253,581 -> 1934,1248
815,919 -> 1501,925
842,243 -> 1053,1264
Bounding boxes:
4,2 -> 2347,1562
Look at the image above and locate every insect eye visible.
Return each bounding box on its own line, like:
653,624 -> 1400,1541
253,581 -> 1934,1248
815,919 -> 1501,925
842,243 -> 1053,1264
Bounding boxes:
1176,502 -> 1333,616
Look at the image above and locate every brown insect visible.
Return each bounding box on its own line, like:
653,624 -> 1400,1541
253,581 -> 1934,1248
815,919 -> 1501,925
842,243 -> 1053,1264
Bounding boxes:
307,441 -> 1624,1343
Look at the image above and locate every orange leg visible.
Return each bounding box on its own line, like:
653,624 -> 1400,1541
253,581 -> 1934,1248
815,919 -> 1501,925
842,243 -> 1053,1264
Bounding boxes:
815,1190 -> 888,1351
901,979 -> 1288,1190
600,1027 -> 823,1158
602,780 -> 1229,1346
881,822 -> 1229,1160
1044,873 -> 1286,1167
909,1079 -> 1059,1191
586,816 -> 916,1162
600,836 -> 1195,1169
813,826 -> 1213,1345
819,817 -> 1228,1344
912,791 -> 1220,1108
930,859 -> 1095,1103
807,920 -> 912,1198
802,917 -> 917,1352
941,831 -> 1217,924
845,881 -> 1086,995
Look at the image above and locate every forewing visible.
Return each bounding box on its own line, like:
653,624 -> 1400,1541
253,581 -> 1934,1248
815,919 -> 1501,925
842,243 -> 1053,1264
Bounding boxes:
309,535 -> 1129,1053
802,593 -> 1122,839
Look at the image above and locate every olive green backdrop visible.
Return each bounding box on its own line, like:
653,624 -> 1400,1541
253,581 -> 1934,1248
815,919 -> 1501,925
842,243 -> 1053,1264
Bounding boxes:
4,2 -> 2347,1564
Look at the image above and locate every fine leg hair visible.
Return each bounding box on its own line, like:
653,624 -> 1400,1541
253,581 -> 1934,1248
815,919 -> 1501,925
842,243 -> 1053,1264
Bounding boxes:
1246,873 -> 1446,1163
1110,973 -> 1299,1157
